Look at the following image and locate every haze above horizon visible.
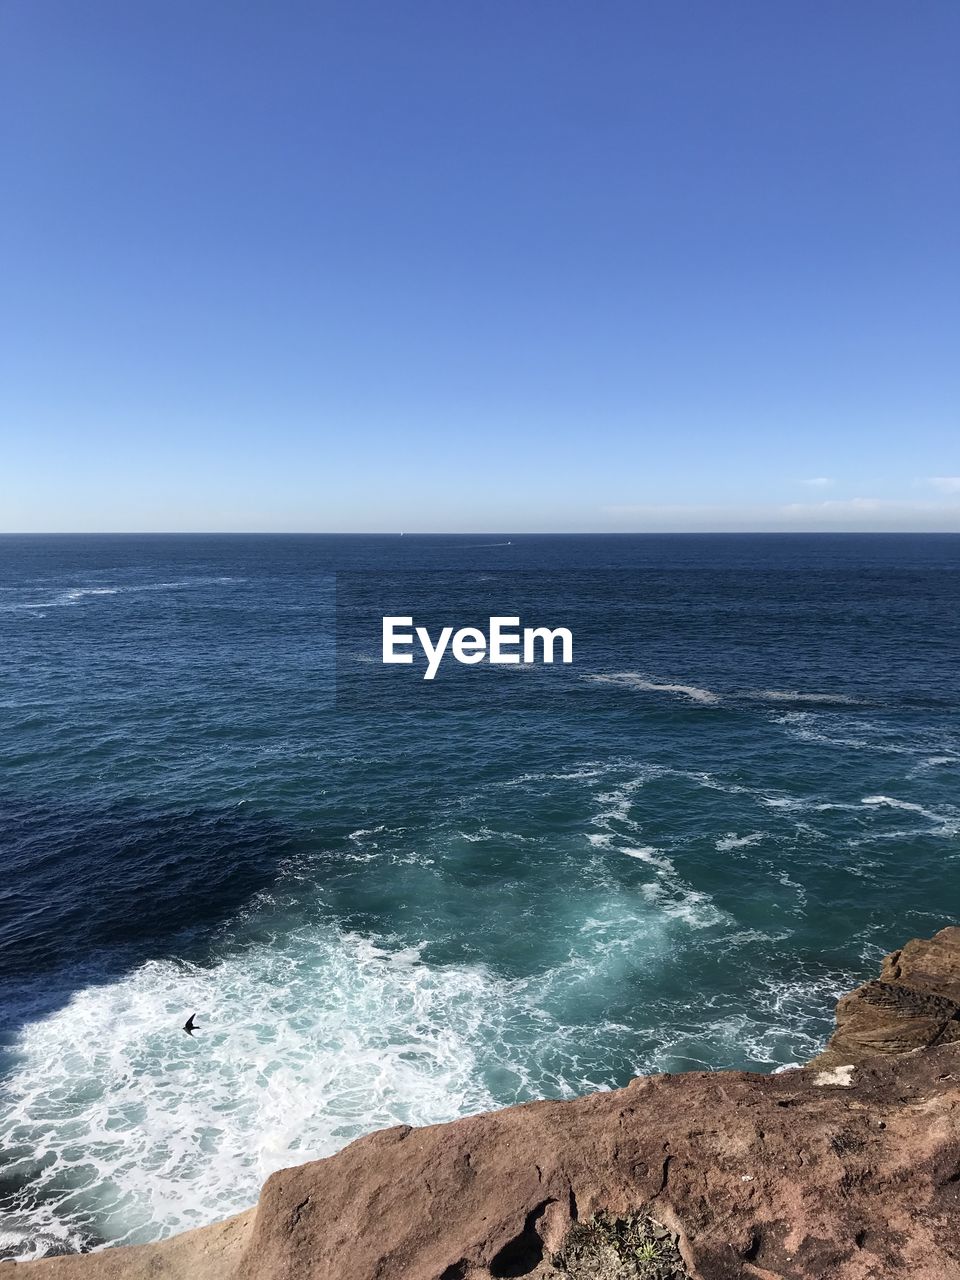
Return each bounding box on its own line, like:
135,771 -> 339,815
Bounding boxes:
1,1 -> 957,533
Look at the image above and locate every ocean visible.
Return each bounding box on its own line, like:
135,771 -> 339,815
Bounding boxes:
1,533 -> 958,1260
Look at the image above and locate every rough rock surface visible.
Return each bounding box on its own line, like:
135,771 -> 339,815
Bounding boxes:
810,925 -> 960,1069
13,927 -> 960,1280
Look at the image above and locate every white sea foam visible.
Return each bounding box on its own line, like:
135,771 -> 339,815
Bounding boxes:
777,871 -> 808,913
583,674 -> 721,705
458,826 -> 496,842
2,750 -> 746,1262
682,771 -> 752,797
770,712 -> 913,755
857,794 -> 960,837
0,872 -> 731,1260
644,968 -> 850,1075
593,780 -> 644,826
0,929 -> 511,1255
908,755 -> 960,777
622,846 -> 675,872
581,776 -> 728,930
4,748 -> 919,1259
758,794 -> 862,814
502,765 -> 609,787
586,833 -> 613,848
1,578 -> 243,613
861,795 -> 948,823
639,882 -> 725,928
747,689 -> 864,706
715,832 -> 764,852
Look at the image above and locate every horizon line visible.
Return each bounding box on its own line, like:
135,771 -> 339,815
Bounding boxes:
2,530 -> 960,538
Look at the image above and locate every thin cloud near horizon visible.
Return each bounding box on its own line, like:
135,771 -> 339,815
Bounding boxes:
600,496 -> 960,533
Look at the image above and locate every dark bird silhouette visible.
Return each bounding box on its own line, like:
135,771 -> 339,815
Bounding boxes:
183,1013 -> 199,1037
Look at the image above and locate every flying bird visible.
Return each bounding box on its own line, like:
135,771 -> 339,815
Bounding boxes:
183,1013 -> 199,1037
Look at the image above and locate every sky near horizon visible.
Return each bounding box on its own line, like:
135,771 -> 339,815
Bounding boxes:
1,1 -> 958,533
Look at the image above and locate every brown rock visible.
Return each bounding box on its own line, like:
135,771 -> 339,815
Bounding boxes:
810,926 -> 960,1070
12,928 -> 960,1280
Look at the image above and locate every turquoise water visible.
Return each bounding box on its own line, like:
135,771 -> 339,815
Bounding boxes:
1,534 -> 958,1258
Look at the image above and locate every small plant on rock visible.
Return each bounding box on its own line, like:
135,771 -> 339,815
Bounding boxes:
551,1210 -> 690,1279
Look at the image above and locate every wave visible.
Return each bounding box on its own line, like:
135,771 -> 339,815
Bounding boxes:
769,711 -> 914,754
642,966 -> 849,1075
0,868 -> 732,1260
861,794 -> 941,817
0,929 -> 509,1256
715,832 -> 764,852
745,689 -> 864,706
621,845 -> 675,871
860,795 -> 959,834
583,674 -> 721,705
581,679 -> 866,710
907,755 -> 960,778
584,782 -> 726,931
502,765 -> 609,787
0,578 -> 243,613
347,824 -> 388,838
639,882 -> 726,928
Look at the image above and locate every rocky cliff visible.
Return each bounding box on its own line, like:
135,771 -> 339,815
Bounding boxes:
12,927 -> 960,1280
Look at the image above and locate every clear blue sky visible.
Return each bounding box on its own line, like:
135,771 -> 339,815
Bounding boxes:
1,1 -> 957,531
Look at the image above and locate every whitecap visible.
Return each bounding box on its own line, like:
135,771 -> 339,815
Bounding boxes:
0,578 -> 242,613
908,755 -> 960,777
639,882 -> 725,928
582,674 -> 720,705
458,826 -> 496,843
622,846 -> 675,872
746,689 -> 864,706
715,832 -> 764,852
770,712 -> 912,755
861,795 -> 948,823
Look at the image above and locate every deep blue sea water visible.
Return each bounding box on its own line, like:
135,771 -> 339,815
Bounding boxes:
1,533 -> 959,1258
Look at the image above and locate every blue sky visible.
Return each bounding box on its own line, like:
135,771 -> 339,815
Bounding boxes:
1,1 -> 957,532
